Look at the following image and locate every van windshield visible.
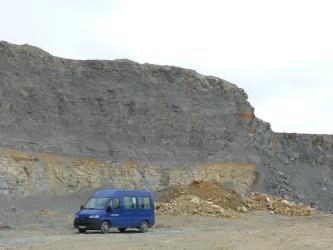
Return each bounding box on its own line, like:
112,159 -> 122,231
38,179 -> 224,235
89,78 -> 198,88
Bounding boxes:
83,197 -> 110,210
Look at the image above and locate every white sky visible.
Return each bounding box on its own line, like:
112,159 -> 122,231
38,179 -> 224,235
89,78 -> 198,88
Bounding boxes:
0,0 -> 332,134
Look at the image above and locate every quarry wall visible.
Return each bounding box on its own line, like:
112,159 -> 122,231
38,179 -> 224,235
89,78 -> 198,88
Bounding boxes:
0,41 -> 332,211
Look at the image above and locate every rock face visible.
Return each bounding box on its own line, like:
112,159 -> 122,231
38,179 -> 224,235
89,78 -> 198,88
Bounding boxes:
0,41 -> 332,211
0,148 -> 256,197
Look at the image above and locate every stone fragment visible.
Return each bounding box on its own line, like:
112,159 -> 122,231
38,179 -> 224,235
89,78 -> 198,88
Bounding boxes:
219,208 -> 226,216
281,200 -> 290,206
190,196 -> 200,205
193,178 -> 204,184
240,206 -> 248,213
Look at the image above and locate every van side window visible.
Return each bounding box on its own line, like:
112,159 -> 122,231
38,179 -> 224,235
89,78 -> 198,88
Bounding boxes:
123,196 -> 137,209
111,198 -> 120,209
139,197 -> 151,209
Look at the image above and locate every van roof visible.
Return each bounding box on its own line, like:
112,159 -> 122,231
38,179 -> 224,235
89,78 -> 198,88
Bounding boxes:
92,189 -> 152,198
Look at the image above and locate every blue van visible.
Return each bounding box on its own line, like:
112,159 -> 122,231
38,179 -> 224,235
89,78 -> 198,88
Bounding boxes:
74,189 -> 155,233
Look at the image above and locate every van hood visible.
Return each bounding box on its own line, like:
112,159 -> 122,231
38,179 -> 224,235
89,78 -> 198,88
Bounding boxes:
77,209 -> 104,216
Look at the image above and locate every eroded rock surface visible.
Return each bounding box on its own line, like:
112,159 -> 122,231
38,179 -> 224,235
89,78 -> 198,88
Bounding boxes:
0,148 -> 256,197
0,41 -> 332,211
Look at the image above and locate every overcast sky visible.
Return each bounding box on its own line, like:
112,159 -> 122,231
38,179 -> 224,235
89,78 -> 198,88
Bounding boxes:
1,0 -> 332,134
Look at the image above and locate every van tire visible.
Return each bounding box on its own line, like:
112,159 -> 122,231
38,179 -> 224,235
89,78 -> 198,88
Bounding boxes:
100,221 -> 110,234
78,228 -> 86,233
139,221 -> 149,233
118,228 -> 126,232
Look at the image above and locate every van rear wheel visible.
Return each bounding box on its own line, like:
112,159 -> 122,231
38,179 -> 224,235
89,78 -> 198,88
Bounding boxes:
118,227 -> 126,232
78,228 -> 86,233
100,221 -> 110,234
139,221 -> 149,233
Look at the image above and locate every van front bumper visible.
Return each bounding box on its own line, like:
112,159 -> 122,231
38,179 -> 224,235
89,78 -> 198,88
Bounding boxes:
74,218 -> 103,230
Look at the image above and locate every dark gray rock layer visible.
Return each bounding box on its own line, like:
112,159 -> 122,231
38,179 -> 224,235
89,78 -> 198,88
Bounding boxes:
0,41 -> 332,211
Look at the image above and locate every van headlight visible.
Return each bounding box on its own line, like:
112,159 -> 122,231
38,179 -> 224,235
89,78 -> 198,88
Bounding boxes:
88,215 -> 99,219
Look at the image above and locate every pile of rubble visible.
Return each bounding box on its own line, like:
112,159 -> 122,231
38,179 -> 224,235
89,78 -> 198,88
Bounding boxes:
155,180 -> 316,218
248,193 -> 316,216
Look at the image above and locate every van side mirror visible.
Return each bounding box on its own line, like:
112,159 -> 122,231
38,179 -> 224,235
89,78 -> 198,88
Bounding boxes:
80,205 -> 84,210
106,206 -> 112,212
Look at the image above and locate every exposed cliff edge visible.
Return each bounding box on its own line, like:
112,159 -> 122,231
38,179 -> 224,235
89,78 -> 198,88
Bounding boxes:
0,41 -> 332,211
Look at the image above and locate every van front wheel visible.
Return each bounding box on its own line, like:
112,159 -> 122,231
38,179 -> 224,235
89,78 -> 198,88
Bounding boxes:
100,221 -> 110,234
139,221 -> 149,233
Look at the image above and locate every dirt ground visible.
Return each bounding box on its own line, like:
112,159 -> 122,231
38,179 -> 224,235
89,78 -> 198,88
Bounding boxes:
1,211 -> 333,250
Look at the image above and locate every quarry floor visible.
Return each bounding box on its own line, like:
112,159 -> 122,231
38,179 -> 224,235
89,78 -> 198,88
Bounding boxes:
1,212 -> 333,250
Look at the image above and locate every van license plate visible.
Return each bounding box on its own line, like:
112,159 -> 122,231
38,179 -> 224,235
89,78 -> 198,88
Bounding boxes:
79,226 -> 86,229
